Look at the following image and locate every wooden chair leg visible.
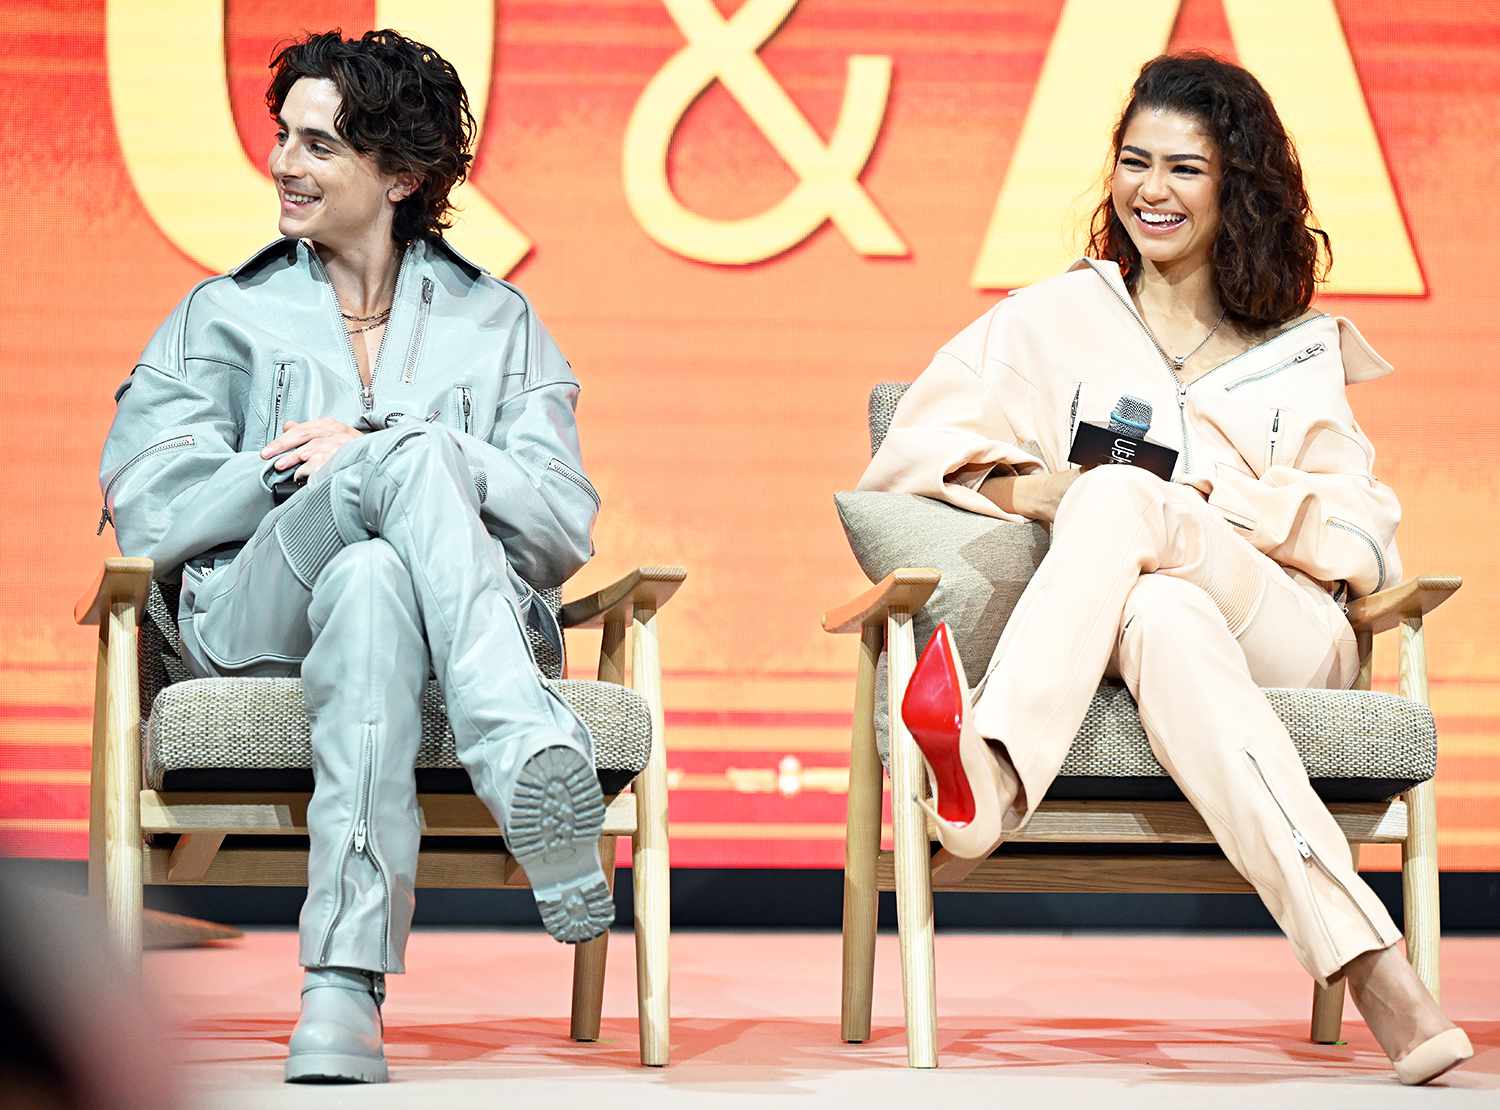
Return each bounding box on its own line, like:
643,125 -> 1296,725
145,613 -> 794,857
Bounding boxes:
103,600 -> 144,968
887,611 -> 937,1068
1398,616 -> 1441,999
570,836 -> 618,1041
88,626 -> 110,911
1402,779 -> 1441,998
841,625 -> 883,1044
631,607 -> 671,1067
1311,842 -> 1360,1043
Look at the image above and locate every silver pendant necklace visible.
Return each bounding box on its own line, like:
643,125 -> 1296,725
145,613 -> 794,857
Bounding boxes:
1144,307 -> 1227,370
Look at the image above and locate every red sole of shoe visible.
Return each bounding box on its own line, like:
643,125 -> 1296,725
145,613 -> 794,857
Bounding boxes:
908,721 -> 977,826
901,629 -> 977,826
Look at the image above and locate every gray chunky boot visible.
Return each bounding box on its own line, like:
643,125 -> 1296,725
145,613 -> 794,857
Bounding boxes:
507,745 -> 615,943
284,968 -> 389,1084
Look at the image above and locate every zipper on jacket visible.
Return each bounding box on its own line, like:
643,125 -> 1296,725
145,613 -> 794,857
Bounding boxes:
317,725 -> 389,970
1328,517 -> 1388,593
400,278 -> 434,385
461,386 -> 473,435
1244,750 -> 1386,945
1266,408 -> 1282,473
1224,343 -> 1325,393
310,243 -> 412,411
1088,266 -> 1330,475
1068,382 -> 1082,447
97,434 -> 195,534
268,362 -> 292,442
547,457 -> 600,507
1089,271 -> 1195,472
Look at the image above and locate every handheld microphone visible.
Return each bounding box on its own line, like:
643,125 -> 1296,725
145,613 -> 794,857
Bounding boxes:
1068,392 -> 1178,480
1107,395 -> 1152,438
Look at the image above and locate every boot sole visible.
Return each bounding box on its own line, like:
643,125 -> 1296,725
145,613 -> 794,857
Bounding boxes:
284,1053 -> 389,1084
508,745 -> 614,944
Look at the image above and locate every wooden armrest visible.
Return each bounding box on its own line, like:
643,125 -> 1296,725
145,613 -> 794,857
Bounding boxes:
822,568 -> 940,634
559,565 -> 687,628
74,557 -> 154,627
1346,575 -> 1461,636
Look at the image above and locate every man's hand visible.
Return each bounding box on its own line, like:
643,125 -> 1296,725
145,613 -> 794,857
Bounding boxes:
261,418 -> 363,483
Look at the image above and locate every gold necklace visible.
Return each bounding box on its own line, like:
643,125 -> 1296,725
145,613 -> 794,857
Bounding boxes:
343,307 -> 391,334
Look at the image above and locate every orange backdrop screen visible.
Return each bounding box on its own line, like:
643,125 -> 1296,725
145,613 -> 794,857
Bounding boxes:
3,0 -> 1498,870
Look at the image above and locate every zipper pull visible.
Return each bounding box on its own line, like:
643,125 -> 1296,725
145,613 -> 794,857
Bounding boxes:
1294,343 -> 1325,364
1292,830 -> 1312,860
462,390 -> 472,431
96,505 -> 112,536
354,819 -> 367,855
421,278 -> 433,304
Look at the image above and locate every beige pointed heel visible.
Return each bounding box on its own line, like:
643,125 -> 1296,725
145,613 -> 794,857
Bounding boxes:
1393,1026 -> 1472,1086
902,624 -> 1017,860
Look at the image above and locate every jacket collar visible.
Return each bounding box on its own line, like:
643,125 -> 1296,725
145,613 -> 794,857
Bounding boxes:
228,234 -> 488,281
1064,257 -> 1394,385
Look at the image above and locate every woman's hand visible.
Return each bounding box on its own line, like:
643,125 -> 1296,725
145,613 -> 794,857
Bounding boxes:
261,418 -> 363,483
980,468 -> 1085,523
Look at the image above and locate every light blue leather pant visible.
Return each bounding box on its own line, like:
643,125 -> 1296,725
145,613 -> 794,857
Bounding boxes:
179,425 -> 592,972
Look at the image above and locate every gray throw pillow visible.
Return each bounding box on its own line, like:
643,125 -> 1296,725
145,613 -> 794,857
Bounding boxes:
833,490 -> 1049,760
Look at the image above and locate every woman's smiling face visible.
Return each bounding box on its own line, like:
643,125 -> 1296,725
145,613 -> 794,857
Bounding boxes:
1110,107 -> 1222,273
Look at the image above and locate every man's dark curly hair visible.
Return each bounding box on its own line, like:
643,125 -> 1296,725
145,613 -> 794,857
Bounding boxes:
1087,52 -> 1331,332
266,29 -> 477,244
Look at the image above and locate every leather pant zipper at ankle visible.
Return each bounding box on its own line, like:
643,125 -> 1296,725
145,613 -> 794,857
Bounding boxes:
1244,750 -> 1385,946
317,725 -> 389,969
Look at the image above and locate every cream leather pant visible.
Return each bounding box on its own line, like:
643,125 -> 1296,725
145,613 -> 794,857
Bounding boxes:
974,464 -> 1401,982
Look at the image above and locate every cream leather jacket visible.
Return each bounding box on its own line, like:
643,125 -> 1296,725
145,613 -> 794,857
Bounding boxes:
859,258 -> 1402,599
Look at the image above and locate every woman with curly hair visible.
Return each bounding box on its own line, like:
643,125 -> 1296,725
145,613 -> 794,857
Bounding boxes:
98,30 -> 611,1084
861,53 -> 1470,1084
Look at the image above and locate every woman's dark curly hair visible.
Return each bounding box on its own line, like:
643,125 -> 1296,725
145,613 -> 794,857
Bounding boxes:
266,29 -> 477,244
1086,52 -> 1331,332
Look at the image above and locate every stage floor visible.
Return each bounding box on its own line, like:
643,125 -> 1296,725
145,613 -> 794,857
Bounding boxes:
151,930 -> 1499,1107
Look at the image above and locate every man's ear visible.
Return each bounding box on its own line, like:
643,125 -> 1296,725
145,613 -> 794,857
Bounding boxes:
388,173 -> 422,204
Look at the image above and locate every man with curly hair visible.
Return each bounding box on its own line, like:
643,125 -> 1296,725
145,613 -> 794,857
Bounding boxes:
97,30 -> 611,1084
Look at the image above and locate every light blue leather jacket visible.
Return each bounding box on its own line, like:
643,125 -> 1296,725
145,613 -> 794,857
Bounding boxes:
99,235 -> 599,598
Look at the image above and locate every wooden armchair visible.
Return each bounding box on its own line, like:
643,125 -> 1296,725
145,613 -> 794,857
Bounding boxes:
825,386 -> 1458,1069
78,557 -> 684,1067
825,569 -> 1458,1068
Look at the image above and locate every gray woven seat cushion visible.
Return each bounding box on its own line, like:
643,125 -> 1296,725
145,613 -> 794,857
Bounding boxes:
1047,682 -> 1431,797
145,676 -> 651,791
866,659 -> 1434,801
841,382 -> 1436,799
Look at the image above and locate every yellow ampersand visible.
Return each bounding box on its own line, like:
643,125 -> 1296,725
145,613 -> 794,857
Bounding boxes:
623,0 -> 907,265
